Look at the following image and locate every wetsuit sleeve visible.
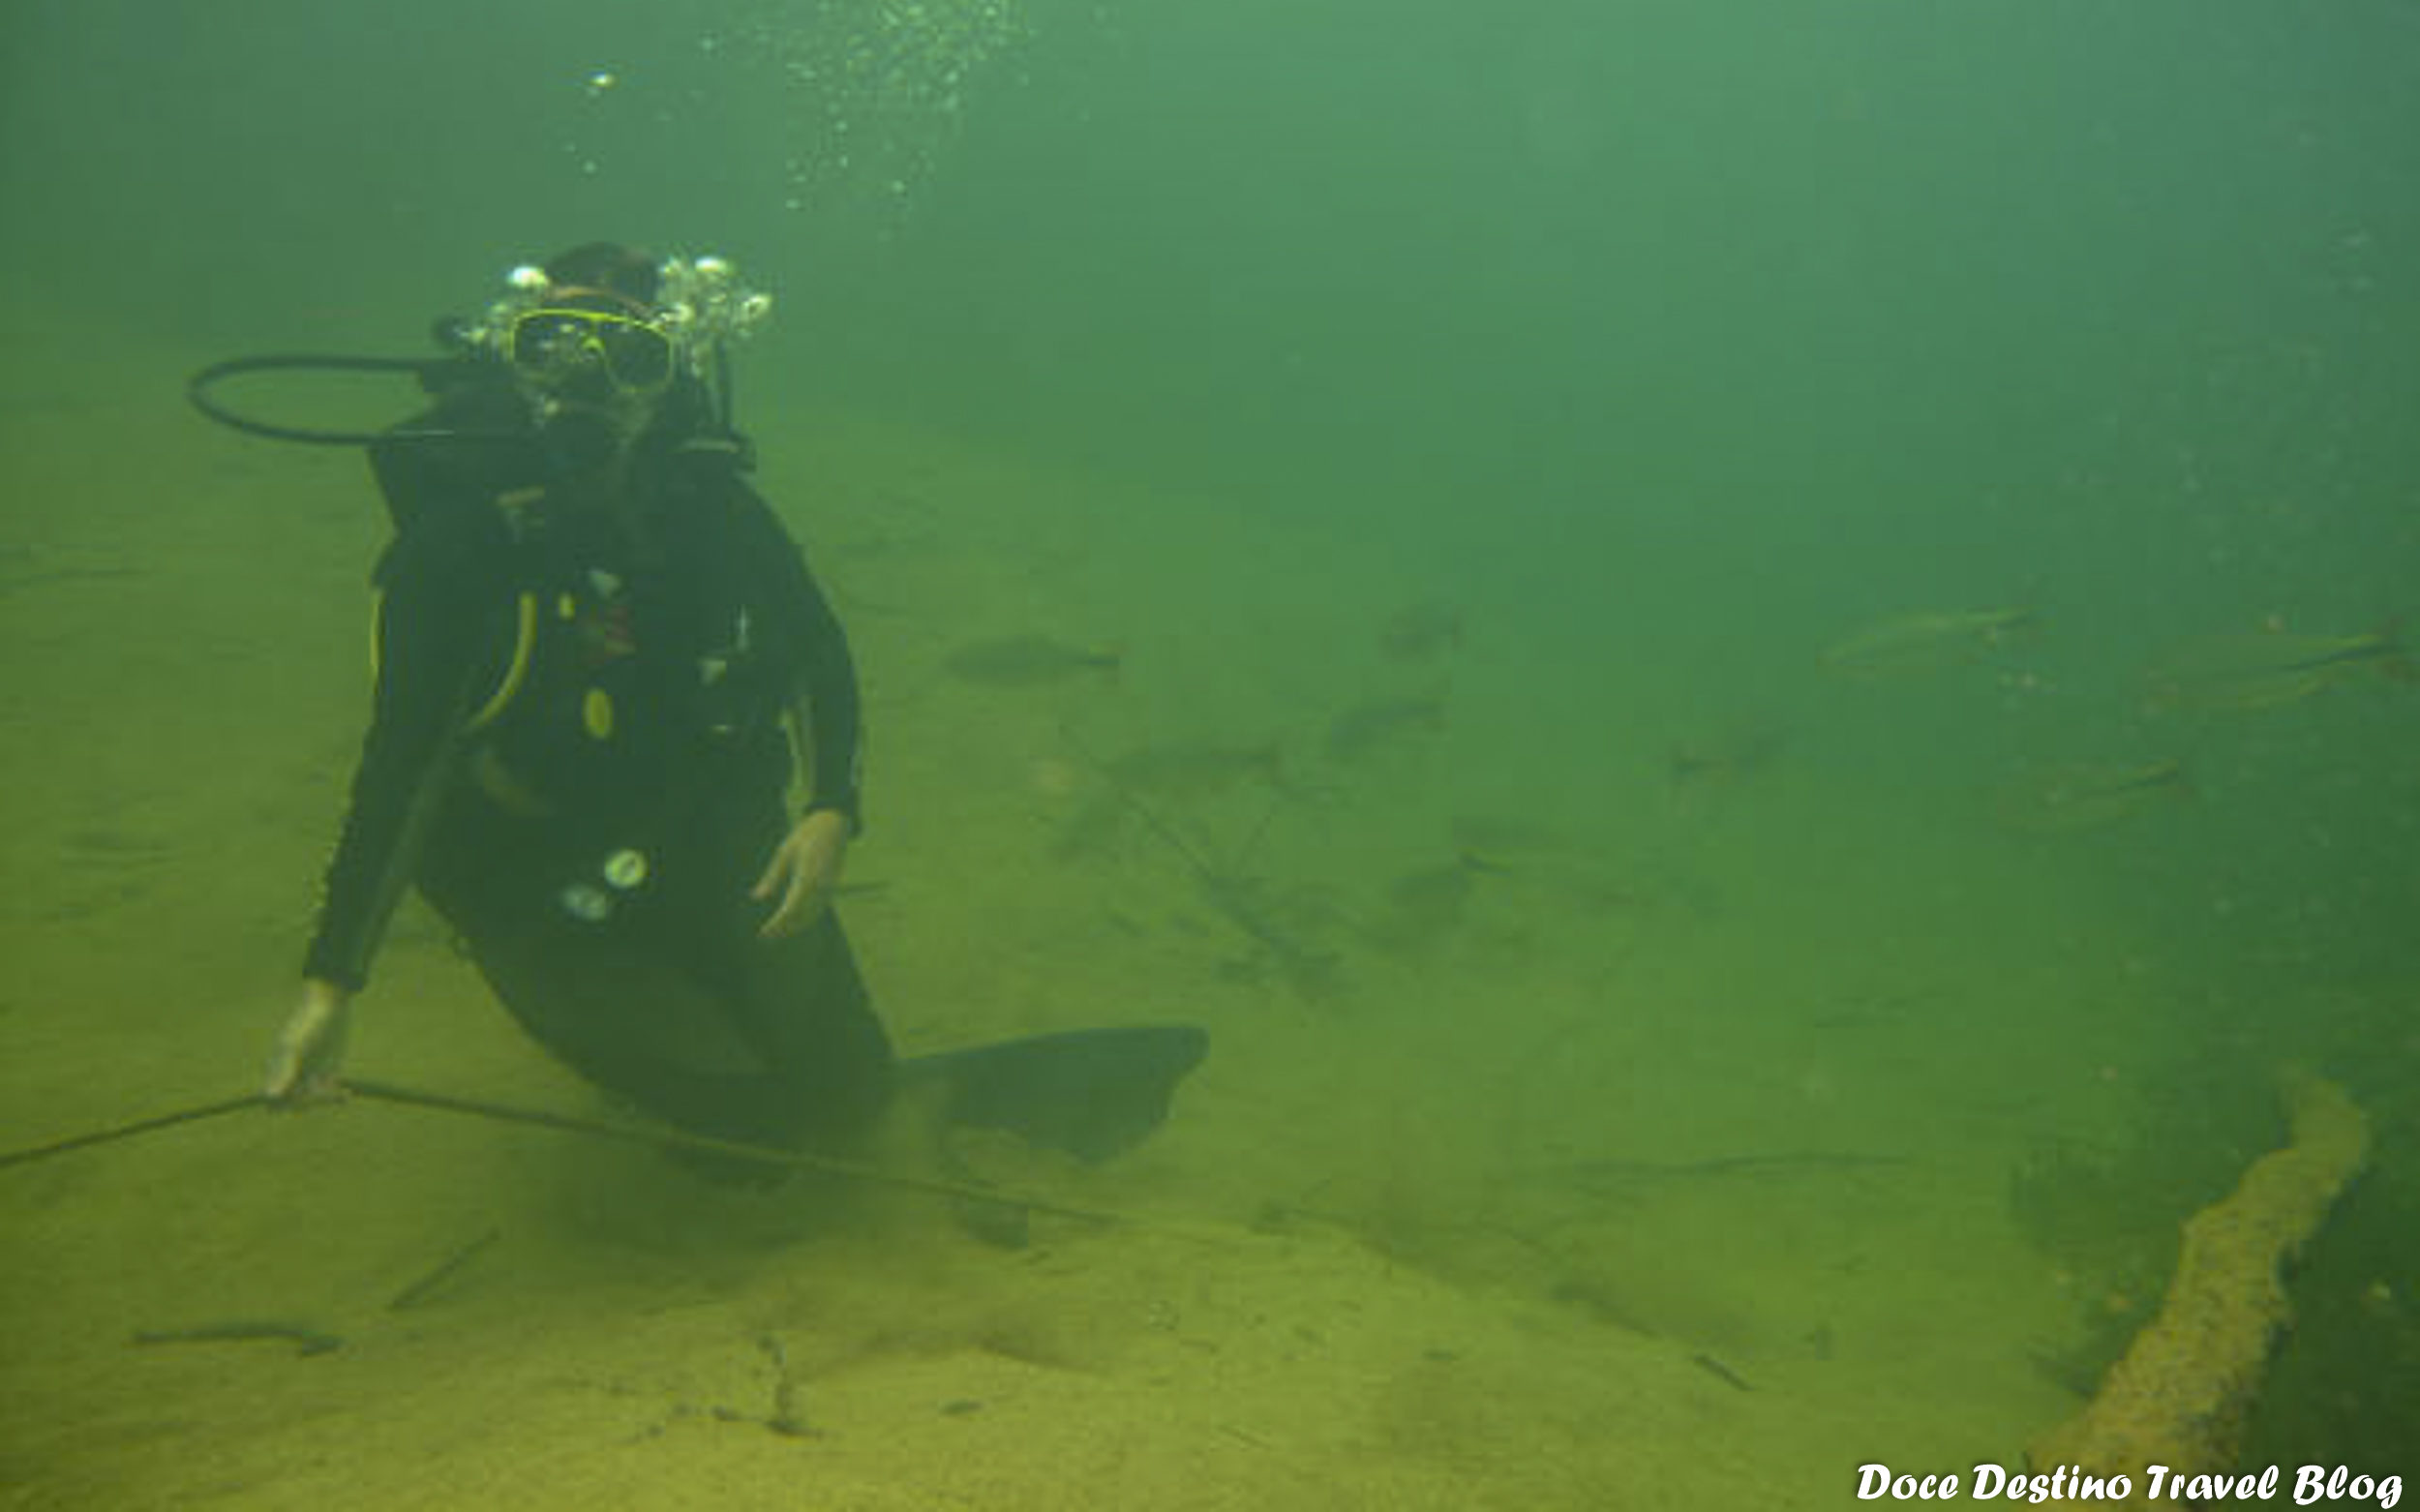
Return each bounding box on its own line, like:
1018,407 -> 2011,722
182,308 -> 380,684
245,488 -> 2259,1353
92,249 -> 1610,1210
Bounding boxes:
742,491 -> 864,830
301,515 -> 501,991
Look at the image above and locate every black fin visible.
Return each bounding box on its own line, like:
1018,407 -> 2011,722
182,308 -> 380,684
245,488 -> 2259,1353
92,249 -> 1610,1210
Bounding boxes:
902,1026 -> 1208,1164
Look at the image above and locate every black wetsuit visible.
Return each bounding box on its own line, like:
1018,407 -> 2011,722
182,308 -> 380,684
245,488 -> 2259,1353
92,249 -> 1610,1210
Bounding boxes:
304,383 -> 892,1149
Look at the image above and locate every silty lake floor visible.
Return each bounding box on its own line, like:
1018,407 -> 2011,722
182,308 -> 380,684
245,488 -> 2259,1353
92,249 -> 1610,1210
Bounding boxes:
0,332 -> 2250,1510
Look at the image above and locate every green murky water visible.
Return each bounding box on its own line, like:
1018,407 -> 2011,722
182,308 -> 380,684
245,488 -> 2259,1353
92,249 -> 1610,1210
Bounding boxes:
5,2 -> 2415,1504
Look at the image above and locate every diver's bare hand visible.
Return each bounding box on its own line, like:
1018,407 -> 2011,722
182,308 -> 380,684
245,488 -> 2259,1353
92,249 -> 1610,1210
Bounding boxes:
264,978 -> 353,1104
752,808 -> 851,939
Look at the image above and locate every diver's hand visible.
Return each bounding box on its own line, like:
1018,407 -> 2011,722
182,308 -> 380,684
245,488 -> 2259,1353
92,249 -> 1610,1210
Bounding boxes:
753,808 -> 851,940
264,978 -> 353,1104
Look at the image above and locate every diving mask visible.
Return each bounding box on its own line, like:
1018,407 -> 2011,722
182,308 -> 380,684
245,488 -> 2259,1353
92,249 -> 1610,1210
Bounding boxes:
469,255 -> 772,397
505,304 -> 678,397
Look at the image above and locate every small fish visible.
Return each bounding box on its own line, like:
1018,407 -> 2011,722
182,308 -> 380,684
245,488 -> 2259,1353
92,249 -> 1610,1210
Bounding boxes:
1379,600 -> 1465,663
1368,851 -> 1506,950
2146,621 -> 2412,712
1821,607 -> 2038,677
1994,758 -> 2191,833
1669,725 -> 1787,787
941,635 -> 1121,687
0,542 -> 144,599
1324,693 -> 1447,762
1449,814 -> 1557,857
1443,814 -> 1642,910
1446,812 -> 1603,864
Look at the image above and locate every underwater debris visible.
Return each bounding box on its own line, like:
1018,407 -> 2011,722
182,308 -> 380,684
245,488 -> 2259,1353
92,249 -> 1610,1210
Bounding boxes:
758,1334 -> 813,1438
1066,733 -> 1341,997
385,1227 -> 502,1313
1104,741 -> 1284,795
1195,866 -> 1346,998
2026,1070 -> 2370,1481
1048,739 -> 1287,858
132,1320 -> 343,1357
1690,1351 -> 1755,1392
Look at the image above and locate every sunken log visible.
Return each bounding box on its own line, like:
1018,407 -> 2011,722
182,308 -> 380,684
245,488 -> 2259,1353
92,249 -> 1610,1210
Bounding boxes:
2026,1069 -> 2369,1487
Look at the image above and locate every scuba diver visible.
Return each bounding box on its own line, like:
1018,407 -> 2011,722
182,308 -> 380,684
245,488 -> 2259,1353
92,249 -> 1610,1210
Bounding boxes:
236,242 -> 1205,1177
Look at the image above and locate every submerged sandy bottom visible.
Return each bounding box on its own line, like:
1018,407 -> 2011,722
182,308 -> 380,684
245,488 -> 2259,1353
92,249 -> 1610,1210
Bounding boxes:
4,327 -> 2183,1509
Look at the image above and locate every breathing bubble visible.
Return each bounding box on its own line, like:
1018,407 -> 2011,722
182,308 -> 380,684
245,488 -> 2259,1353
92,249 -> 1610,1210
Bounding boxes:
712,0 -> 1034,226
